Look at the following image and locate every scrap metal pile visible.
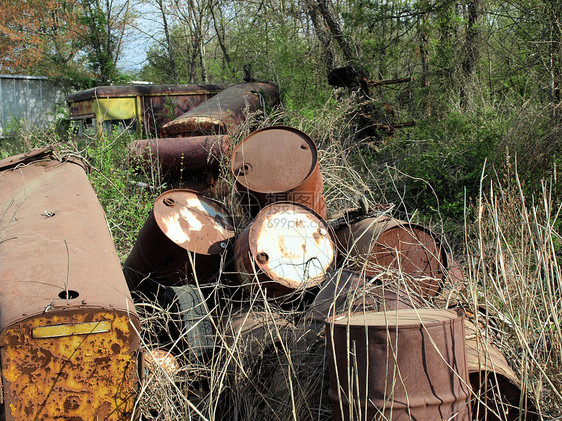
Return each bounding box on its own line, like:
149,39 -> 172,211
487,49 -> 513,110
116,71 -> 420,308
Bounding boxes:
0,81 -> 531,420
124,110 -> 529,419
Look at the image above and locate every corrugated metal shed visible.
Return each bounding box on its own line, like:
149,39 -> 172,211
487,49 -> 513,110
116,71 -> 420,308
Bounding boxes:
0,74 -> 62,137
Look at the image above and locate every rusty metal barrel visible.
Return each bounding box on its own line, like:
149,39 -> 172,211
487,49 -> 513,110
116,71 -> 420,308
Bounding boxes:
0,148 -> 140,421
124,189 -> 235,295
308,269 -> 423,322
162,82 -> 280,136
234,202 -> 335,299
335,216 -> 450,297
129,135 -> 230,180
326,309 -> 471,421
231,126 -> 327,217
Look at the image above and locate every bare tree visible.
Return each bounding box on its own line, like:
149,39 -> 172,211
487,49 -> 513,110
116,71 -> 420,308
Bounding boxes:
303,0 -> 336,71
460,0 -> 482,108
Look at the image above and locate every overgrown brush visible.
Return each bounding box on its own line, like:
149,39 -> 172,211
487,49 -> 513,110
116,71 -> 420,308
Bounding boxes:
464,167 -> 562,418
2,96 -> 561,420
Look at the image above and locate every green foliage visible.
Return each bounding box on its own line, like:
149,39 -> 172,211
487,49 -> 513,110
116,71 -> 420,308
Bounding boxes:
373,110 -> 507,222
83,131 -> 155,258
77,0 -> 132,85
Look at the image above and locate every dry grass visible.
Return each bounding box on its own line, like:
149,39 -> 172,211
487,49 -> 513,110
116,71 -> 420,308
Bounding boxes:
463,167 -> 562,418
6,97 -> 560,420
129,101 -> 562,420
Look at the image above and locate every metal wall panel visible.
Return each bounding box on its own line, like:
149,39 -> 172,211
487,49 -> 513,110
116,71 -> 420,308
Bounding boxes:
0,75 -> 62,137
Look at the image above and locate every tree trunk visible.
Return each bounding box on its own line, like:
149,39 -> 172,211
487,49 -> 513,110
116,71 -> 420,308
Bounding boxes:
304,0 -> 335,71
158,0 -> 178,82
460,0 -> 481,108
314,0 -> 354,64
419,11 -> 430,88
199,36 -> 208,82
209,1 -> 231,68
546,1 -> 561,124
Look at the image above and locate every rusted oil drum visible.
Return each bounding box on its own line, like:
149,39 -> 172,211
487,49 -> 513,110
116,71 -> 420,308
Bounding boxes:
124,189 -> 235,294
129,135 -> 230,181
464,319 -> 529,421
308,269 -> 423,322
234,202 -> 335,299
162,82 -> 280,136
335,216 -> 449,297
0,149 -> 140,421
231,126 -> 327,218
326,309 -> 471,421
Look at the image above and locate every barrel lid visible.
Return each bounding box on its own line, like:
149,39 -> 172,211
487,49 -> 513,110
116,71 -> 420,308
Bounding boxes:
153,189 -> 235,255
231,126 -> 318,194
327,308 -> 459,327
249,202 -> 335,290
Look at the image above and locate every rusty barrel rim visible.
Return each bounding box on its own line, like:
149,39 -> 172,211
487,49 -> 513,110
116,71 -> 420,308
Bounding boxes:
310,269 -> 425,321
326,308 -> 459,328
153,189 -> 235,256
231,126 -> 319,194
335,216 -> 445,297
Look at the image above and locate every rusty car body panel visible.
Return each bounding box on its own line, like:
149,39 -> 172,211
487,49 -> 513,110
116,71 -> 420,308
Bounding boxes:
162,82 -> 279,137
0,148 -> 140,420
67,83 -> 228,138
326,309 -> 471,420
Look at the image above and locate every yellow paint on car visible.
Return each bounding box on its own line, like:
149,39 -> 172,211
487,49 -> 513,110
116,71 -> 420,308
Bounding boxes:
1,311 -> 139,421
32,320 -> 111,339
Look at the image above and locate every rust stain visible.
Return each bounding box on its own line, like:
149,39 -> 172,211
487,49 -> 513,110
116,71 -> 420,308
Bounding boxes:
0,154 -> 141,421
234,202 -> 335,298
1,310 -> 139,421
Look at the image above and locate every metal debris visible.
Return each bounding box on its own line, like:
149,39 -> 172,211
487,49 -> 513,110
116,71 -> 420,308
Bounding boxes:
162,82 -> 280,136
0,154 -> 140,421
67,83 -> 228,138
129,135 -> 230,181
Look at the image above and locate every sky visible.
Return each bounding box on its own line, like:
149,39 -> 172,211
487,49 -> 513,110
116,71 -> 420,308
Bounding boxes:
119,2 -> 163,73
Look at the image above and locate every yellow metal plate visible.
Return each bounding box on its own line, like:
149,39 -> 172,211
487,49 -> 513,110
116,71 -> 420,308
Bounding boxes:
32,320 -> 111,338
1,311 -> 139,420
